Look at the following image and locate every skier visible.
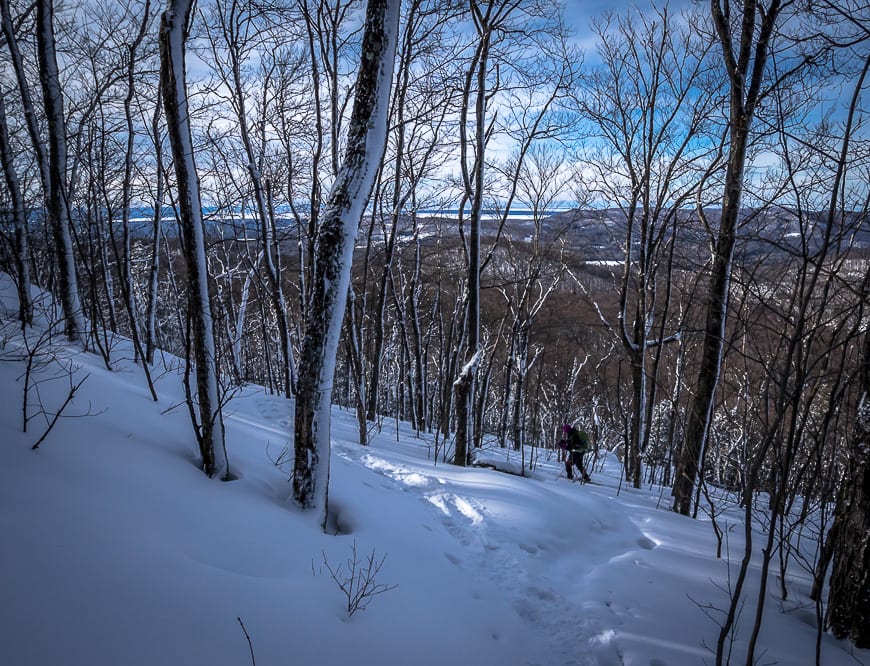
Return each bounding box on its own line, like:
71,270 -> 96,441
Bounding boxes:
559,423 -> 591,482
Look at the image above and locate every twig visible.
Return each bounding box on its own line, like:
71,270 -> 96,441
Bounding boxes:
237,616 -> 256,666
321,540 -> 398,616
31,373 -> 89,450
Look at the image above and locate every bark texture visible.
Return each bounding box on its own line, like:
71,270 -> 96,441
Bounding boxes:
160,0 -> 228,478
825,329 -> 870,648
293,0 -> 400,525
36,0 -> 84,341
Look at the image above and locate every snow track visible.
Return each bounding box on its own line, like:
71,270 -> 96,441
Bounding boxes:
329,427 -> 664,666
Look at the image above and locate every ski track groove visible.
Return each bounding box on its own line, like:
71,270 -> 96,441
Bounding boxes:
334,441 -> 622,666
250,403 -> 632,665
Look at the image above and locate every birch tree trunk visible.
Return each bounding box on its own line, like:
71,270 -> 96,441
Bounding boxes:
36,0 -> 85,342
292,0 -> 400,526
145,91 -> 164,365
160,0 -> 228,479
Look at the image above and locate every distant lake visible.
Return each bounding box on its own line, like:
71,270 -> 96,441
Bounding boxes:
126,206 -> 575,229
418,208 -> 573,221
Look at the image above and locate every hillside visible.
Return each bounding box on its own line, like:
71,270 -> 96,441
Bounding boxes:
0,276 -> 867,666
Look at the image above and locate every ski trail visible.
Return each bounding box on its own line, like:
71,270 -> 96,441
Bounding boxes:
338,444 -> 635,665
246,406 -> 655,665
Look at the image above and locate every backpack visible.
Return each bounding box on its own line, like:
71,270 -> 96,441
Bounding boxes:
569,428 -> 590,452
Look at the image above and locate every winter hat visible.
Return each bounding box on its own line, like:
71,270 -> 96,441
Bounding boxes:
562,423 -> 572,434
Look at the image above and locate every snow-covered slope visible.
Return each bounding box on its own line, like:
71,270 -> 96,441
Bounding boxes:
0,277 -> 866,666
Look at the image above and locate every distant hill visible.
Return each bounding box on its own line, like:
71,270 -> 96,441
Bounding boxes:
120,204 -> 869,266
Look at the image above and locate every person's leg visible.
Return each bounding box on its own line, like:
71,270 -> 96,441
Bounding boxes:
564,458 -> 573,480
579,454 -> 591,481
573,452 -> 589,482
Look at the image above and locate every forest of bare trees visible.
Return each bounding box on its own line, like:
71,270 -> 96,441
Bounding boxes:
0,0 -> 868,654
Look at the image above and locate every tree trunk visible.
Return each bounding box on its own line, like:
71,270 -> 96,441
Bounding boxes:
453,352 -> 479,466
0,91 -> 32,326
145,94 -> 164,365
36,0 -> 84,342
825,421 -> 870,648
454,0 -> 497,466
113,2 -> 157,399
1,0 -> 48,193
672,0 -> 783,515
824,250 -> 870,648
292,0 -> 400,527
160,0 -> 228,479
220,17 -> 295,397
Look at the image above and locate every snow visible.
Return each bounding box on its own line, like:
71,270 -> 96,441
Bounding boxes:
0,274 -> 868,666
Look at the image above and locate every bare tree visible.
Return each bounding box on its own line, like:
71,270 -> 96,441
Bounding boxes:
144,87 -> 165,365
111,0 -> 159,400
0,89 -> 32,326
492,146 -> 571,461
825,305 -> 870,649
361,0 -> 463,426
293,0 -> 400,525
702,34 -> 869,665
451,0 -> 502,466
576,5 -> 717,488
817,47 -> 870,651
672,0 -> 801,516
159,0 -> 228,478
453,0 -> 571,465
35,0 -> 85,342
1,0 -> 47,329
199,0 -> 297,397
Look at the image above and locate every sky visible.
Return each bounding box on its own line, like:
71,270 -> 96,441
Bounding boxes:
1,273 -> 868,666
562,0 -> 697,48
